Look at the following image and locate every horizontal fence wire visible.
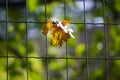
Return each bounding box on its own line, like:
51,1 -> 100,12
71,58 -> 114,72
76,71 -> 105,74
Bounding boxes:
0,56 -> 120,60
0,56 -> 119,59
1,20 -> 120,25
0,0 -> 115,80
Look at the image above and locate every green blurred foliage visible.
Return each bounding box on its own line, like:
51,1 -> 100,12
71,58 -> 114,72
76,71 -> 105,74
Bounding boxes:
115,0 -> 120,12
75,44 -> 85,57
27,0 -> 39,12
0,0 -> 120,80
0,59 -> 6,80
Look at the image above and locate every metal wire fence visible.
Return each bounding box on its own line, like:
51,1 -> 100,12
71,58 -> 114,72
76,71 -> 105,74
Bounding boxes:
0,0 -> 119,80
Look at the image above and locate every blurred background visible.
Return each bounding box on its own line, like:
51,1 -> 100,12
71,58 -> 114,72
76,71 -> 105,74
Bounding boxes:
0,0 -> 120,80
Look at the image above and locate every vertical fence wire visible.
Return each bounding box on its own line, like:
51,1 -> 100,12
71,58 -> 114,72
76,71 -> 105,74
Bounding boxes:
83,0 -> 89,80
103,0 -> 109,80
25,0 -> 29,80
63,0 -> 69,80
5,0 -> 8,80
44,0 -> 49,80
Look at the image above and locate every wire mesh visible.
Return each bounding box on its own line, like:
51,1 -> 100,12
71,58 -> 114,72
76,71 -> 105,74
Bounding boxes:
0,0 -> 114,80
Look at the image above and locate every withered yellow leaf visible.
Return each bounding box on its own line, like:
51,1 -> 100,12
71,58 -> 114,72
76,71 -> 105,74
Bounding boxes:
42,19 -> 73,47
61,20 -> 71,26
42,20 -> 53,35
46,20 -> 53,29
42,26 -> 48,35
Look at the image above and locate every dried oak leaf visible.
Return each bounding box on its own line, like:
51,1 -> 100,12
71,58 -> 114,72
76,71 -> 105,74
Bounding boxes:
42,20 -> 53,35
50,25 -> 70,46
42,20 -> 72,47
